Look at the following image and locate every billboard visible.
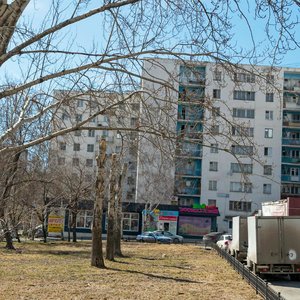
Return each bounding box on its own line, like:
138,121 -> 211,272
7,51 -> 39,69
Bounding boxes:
178,216 -> 211,236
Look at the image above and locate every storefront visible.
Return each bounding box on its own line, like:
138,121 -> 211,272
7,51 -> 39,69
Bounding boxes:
142,205 -> 179,234
178,206 -> 219,238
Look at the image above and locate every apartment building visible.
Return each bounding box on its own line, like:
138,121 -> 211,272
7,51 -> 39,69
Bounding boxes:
138,58 -> 300,232
49,91 -> 140,203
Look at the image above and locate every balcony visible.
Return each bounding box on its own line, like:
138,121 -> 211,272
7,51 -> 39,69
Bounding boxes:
177,113 -> 204,121
281,175 -> 300,182
175,148 -> 202,158
282,138 -> 300,146
175,168 -> 201,177
283,120 -> 300,128
282,156 -> 300,164
176,188 -> 201,196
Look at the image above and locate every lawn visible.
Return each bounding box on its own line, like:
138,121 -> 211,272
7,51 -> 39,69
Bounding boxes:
0,241 -> 261,300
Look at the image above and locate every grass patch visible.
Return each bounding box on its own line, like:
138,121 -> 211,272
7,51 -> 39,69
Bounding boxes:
0,241 -> 261,299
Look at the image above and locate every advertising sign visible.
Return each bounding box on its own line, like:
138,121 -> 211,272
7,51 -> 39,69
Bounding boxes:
48,215 -> 64,233
178,216 -> 211,236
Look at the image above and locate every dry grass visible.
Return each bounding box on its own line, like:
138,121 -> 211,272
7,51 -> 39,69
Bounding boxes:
0,241 -> 261,300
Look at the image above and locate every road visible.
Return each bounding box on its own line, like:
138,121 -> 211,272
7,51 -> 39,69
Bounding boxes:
269,277 -> 300,300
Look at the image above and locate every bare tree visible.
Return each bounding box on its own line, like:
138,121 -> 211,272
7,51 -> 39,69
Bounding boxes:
91,139 -> 106,268
114,162 -> 127,257
0,0 -> 299,247
106,153 -> 117,261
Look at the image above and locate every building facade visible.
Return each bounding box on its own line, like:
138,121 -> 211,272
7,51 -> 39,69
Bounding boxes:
139,58 -> 300,232
49,91 -> 140,203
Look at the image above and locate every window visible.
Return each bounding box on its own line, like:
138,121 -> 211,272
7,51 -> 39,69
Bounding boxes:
209,180 -> 217,191
62,113 -> 69,121
76,210 -> 93,228
209,161 -> 218,171
58,157 -> 65,165
212,107 -> 220,117
233,108 -> 255,119
233,90 -> 255,101
263,183 -> 272,194
229,201 -> 251,212
131,103 -> 140,111
74,130 -> 81,136
101,130 -> 108,137
265,111 -> 273,120
231,145 -> 254,156
231,163 -> 253,174
266,74 -> 275,84
72,157 -> 79,166
116,146 -> 122,153
213,71 -> 222,81
90,117 -> 96,123
234,72 -> 255,83
264,147 -> 272,156
213,89 -> 221,99
178,198 -> 193,206
87,144 -> 94,152
210,143 -> 219,153
127,177 -> 135,185
73,143 -> 80,151
265,128 -> 273,138
86,159 -> 93,167
130,118 -> 137,127
117,133 -> 122,139
232,126 -> 254,137
266,93 -> 274,102
75,114 -> 82,122
208,199 -> 217,206
230,182 -> 252,193
59,142 -> 66,151
77,99 -> 84,107
211,125 -> 219,134
88,129 -> 95,137
264,165 -> 272,175
122,213 -> 139,231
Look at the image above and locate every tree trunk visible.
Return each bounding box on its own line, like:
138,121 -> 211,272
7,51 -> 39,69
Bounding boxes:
67,209 -> 71,242
106,153 -> 117,261
0,151 -> 22,250
91,139 -> 106,268
114,163 -> 127,257
4,227 -> 15,250
42,207 -> 48,243
71,210 -> 77,243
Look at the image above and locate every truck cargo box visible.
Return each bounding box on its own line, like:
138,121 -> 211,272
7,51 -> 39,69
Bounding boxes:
230,216 -> 248,260
247,216 -> 300,266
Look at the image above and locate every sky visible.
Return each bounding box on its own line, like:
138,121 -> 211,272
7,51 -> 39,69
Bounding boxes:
1,0 -> 300,84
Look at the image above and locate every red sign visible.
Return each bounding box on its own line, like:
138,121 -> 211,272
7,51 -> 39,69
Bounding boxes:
179,207 -> 219,215
159,216 -> 178,221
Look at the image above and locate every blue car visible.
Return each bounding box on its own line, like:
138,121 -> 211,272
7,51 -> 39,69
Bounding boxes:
136,231 -> 172,244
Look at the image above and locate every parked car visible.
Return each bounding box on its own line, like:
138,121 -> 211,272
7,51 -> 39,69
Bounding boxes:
202,232 -> 224,245
136,231 -> 172,244
153,231 -> 183,243
216,234 -> 232,250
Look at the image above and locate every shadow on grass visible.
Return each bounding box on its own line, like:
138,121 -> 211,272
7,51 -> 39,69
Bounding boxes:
108,267 -> 201,283
25,249 -> 91,258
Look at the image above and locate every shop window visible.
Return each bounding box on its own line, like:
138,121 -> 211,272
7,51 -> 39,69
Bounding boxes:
122,213 -> 139,231
76,210 -> 93,228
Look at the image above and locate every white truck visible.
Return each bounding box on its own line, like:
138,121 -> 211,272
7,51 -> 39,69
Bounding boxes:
229,216 -> 248,261
247,216 -> 300,279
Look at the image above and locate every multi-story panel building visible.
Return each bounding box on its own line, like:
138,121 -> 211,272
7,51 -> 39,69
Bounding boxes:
138,58 -> 298,232
49,91 -> 140,203
282,71 -> 300,198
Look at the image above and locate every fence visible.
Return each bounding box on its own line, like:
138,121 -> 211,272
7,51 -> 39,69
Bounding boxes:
212,244 -> 286,300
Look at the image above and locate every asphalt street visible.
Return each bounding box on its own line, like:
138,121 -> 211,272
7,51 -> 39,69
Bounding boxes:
269,277 -> 300,300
